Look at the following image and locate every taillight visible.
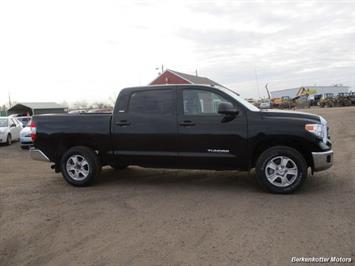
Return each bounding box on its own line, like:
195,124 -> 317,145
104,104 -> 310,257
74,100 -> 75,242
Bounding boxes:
30,120 -> 37,141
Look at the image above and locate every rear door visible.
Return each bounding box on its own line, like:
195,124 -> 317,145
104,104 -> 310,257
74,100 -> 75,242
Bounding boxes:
111,88 -> 178,167
177,87 -> 248,169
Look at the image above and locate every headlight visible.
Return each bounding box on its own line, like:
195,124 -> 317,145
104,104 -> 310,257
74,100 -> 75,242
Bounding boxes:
305,124 -> 324,138
305,120 -> 327,143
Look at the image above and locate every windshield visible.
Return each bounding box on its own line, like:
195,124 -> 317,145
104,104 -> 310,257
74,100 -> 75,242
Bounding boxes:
216,87 -> 260,111
0,118 -> 8,127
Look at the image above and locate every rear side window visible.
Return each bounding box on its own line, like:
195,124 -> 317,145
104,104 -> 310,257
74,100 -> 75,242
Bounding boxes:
129,90 -> 175,115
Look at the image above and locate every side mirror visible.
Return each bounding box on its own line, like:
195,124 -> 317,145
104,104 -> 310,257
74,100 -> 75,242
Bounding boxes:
11,123 -> 16,128
218,102 -> 239,115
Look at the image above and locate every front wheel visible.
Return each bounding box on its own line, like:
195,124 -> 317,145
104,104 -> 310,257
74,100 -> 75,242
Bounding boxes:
60,146 -> 101,186
255,146 -> 308,193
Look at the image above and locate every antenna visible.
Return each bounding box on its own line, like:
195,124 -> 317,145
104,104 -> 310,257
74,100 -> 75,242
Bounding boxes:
156,65 -> 164,75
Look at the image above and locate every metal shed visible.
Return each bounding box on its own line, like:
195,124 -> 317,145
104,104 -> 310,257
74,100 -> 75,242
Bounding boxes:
8,102 -> 68,116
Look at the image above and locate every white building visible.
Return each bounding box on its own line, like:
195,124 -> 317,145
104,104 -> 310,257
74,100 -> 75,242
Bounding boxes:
270,85 -> 351,99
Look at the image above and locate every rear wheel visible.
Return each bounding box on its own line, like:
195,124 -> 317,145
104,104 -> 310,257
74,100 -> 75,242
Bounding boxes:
255,146 -> 307,193
6,134 -> 12,145
60,146 -> 101,186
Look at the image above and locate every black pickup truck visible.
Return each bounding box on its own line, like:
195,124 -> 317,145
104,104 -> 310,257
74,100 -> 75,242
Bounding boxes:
30,85 -> 333,193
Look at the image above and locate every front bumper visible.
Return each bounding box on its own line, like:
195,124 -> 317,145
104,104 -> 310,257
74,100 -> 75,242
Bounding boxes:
312,150 -> 333,172
30,149 -> 50,162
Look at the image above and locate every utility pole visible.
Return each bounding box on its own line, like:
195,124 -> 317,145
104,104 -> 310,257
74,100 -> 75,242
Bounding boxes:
8,91 -> 12,107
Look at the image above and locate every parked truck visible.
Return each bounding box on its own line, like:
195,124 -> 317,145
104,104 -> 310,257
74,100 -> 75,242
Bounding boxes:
30,85 -> 333,193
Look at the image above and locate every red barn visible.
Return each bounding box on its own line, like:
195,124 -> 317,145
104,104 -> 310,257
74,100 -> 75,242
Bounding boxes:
150,69 -> 228,88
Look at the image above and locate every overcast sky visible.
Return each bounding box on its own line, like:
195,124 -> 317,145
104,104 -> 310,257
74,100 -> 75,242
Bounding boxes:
0,0 -> 354,105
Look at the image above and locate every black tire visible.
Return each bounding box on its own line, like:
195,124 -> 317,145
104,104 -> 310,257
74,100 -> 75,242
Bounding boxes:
60,146 -> 101,187
110,164 -> 128,170
6,134 -> 12,145
255,146 -> 308,194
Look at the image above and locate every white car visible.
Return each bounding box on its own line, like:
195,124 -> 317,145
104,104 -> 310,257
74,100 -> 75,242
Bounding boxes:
20,125 -> 33,149
0,117 -> 22,145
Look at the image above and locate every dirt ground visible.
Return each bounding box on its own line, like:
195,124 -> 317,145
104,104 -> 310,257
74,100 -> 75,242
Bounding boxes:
0,107 -> 354,266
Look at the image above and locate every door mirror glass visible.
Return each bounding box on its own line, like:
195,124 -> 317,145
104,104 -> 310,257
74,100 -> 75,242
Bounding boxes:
218,102 -> 239,115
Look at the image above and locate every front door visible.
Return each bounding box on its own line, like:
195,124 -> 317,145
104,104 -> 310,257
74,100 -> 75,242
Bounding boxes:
10,118 -> 21,140
111,88 -> 178,167
177,87 -> 248,169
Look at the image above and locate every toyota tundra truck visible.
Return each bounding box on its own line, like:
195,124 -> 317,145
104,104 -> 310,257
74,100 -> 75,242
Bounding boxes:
30,85 -> 333,193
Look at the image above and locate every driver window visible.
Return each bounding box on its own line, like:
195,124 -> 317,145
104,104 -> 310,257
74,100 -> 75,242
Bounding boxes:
183,89 -> 232,115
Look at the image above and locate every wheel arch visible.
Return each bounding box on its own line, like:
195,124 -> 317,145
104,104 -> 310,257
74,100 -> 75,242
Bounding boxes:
53,143 -> 105,170
251,137 -> 313,169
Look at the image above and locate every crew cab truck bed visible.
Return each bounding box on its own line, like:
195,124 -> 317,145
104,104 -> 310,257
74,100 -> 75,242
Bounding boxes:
30,84 -> 333,193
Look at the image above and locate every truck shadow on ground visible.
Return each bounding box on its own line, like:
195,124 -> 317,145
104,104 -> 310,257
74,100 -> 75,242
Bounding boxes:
97,166 -> 260,192
94,166 -> 332,195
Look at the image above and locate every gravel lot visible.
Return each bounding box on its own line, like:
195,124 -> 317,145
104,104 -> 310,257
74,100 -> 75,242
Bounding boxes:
0,107 -> 354,265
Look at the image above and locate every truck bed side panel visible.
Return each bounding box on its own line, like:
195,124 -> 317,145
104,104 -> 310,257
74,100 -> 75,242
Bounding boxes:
33,114 -> 113,164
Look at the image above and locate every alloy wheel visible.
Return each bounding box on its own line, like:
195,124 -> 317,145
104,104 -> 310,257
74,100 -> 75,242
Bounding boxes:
265,156 -> 298,187
66,155 -> 90,181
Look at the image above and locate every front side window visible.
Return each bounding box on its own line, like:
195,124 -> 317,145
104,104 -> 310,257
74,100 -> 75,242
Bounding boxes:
129,90 -> 174,115
10,118 -> 17,126
183,89 -> 232,115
